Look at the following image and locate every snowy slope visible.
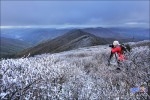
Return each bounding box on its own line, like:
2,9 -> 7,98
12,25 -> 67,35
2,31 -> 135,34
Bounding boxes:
0,41 -> 150,100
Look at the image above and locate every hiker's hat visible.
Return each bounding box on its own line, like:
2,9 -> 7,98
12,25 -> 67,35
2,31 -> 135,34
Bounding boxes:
113,41 -> 120,46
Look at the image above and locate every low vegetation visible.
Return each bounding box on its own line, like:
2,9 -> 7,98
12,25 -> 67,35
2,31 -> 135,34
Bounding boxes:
0,41 -> 149,99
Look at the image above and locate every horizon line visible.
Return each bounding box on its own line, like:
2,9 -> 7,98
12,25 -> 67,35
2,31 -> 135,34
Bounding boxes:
0,25 -> 149,29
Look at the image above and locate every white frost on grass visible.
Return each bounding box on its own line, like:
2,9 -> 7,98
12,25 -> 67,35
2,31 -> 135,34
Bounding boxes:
0,42 -> 149,100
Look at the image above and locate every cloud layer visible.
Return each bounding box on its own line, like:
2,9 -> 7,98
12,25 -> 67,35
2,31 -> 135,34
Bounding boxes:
1,1 -> 149,28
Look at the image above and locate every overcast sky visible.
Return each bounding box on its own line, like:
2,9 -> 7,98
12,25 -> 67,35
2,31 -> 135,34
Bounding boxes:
1,0 -> 149,28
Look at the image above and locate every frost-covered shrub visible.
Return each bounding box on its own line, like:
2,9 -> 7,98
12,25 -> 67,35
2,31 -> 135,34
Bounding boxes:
0,42 -> 149,100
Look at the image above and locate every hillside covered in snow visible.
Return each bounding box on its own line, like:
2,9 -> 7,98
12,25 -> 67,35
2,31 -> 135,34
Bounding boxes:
0,40 -> 150,100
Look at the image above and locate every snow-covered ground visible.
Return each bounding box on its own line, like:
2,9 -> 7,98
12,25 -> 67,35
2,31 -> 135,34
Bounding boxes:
0,41 -> 150,100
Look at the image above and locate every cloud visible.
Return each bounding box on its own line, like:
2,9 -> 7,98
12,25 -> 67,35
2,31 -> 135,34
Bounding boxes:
1,1 -> 149,28
125,22 -> 146,25
123,22 -> 149,28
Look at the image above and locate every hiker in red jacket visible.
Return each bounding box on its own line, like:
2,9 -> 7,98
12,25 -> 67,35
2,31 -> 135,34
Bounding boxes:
108,41 -> 125,65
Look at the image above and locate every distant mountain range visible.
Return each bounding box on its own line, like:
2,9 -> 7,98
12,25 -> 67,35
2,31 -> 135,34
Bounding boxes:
83,27 -> 124,39
1,27 -> 149,46
1,28 -> 70,45
0,37 -> 31,58
108,27 -> 149,40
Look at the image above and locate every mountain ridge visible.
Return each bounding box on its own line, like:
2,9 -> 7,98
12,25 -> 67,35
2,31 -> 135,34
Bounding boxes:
16,29 -> 113,57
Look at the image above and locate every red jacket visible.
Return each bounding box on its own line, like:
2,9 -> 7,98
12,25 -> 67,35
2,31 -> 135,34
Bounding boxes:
111,46 -> 125,61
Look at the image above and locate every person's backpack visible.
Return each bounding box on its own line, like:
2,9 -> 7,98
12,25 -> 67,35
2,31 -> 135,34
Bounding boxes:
120,44 -> 131,54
